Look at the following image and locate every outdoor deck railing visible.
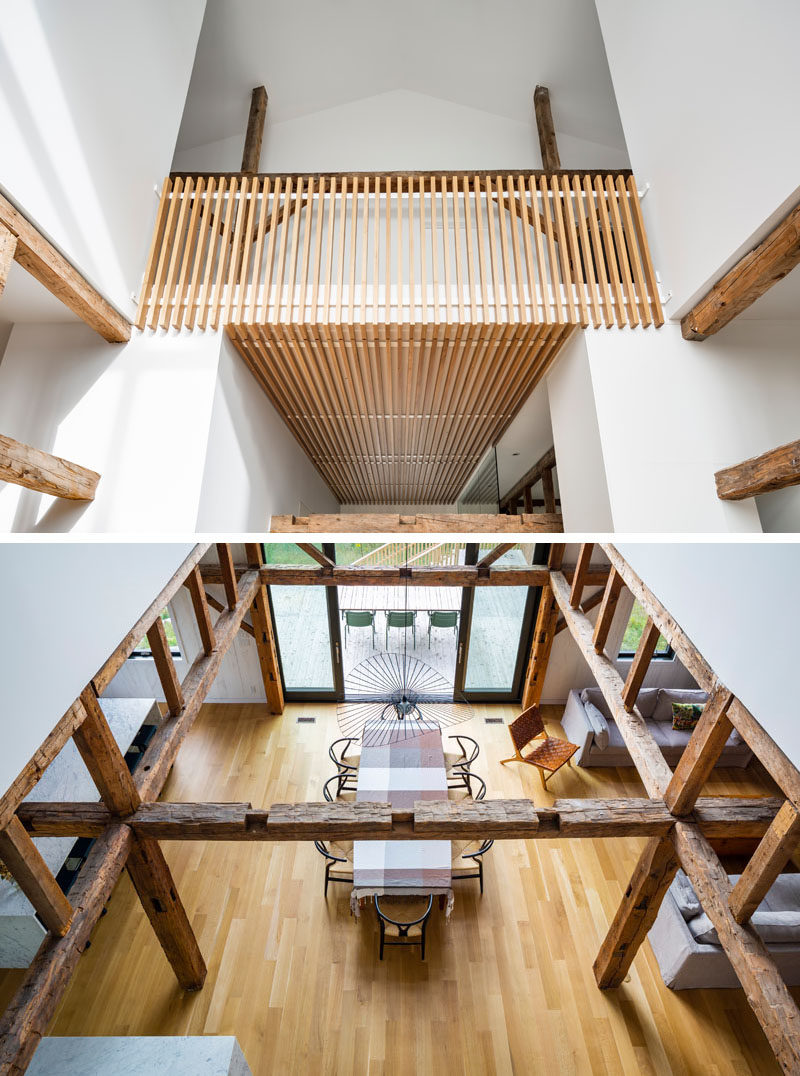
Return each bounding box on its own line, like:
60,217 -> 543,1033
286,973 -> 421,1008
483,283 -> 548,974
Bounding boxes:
138,170 -> 663,332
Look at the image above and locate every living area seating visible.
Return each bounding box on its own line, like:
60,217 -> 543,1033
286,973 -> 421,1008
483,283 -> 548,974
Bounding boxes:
500,704 -> 579,789
649,870 -> 800,989
561,687 -> 753,768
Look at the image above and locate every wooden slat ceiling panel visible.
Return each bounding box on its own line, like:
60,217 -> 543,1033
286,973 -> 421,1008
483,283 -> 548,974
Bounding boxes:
227,321 -> 574,503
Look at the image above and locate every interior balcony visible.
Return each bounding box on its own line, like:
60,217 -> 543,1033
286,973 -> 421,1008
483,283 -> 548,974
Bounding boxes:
138,170 -> 662,508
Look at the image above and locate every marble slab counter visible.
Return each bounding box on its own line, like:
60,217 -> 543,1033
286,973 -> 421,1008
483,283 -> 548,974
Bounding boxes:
27,1036 -> 252,1075
0,698 -> 160,967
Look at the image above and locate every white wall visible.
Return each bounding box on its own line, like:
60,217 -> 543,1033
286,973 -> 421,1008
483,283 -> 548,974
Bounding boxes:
595,0 -> 800,315
173,89 -> 630,174
196,334 -> 339,529
494,379 -> 555,500
0,543 -> 193,798
546,331 -> 613,531
586,320 -> 800,532
0,1 -> 206,314
0,325 -> 222,532
618,544 -> 800,769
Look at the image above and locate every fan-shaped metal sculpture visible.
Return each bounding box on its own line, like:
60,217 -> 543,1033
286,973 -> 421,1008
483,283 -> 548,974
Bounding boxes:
338,651 -> 473,747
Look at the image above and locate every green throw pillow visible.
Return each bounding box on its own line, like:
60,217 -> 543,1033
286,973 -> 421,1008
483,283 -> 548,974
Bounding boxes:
672,702 -> 704,732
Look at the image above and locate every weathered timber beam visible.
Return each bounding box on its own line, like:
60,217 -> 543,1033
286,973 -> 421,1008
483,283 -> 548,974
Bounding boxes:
297,542 -> 335,568
594,835 -> 678,988
541,466 -> 556,514
0,221 -> 17,296
729,802 -> 800,924
185,566 -> 216,653
200,562 -> 610,588
681,201 -> 800,341
521,583 -> 559,710
73,688 -> 140,815
146,613 -> 184,716
250,580 -> 285,714
271,512 -> 563,533
202,589 -> 255,637
475,543 -> 515,570
0,433 -> 100,501
0,816 -> 72,936
550,569 -> 673,798
664,687 -> 734,815
715,437 -> 800,500
16,796 -> 782,842
241,86 -> 268,173
126,836 -> 206,990
620,616 -> 661,712
0,189 -> 131,343
0,824 -> 133,1074
216,542 -> 239,607
569,542 -> 594,607
592,566 -> 624,654
533,86 -> 561,171
134,570 -> 262,800
555,588 -> 604,634
602,543 -> 800,809
499,446 -> 556,509
93,544 -> 211,694
673,821 -> 800,1073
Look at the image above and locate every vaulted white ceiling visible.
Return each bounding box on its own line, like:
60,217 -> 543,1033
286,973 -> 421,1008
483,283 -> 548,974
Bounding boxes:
176,0 -> 627,154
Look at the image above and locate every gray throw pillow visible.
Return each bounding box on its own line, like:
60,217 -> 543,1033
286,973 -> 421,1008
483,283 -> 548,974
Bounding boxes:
672,870 -> 701,919
584,701 -> 609,750
690,910 -> 800,945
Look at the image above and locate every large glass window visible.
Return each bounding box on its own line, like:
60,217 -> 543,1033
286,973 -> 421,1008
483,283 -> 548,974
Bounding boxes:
619,599 -> 674,659
463,546 -> 532,694
266,543 -> 336,694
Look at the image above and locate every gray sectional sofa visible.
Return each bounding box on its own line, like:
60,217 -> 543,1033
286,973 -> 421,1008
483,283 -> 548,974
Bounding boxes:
649,870 -> 800,988
561,686 -> 752,768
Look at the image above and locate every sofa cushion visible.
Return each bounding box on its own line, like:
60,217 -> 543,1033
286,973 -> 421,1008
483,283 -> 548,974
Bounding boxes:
652,688 -> 708,723
580,686 -> 660,720
672,870 -> 702,920
584,702 -> 609,750
690,909 -> 800,946
672,702 -> 704,732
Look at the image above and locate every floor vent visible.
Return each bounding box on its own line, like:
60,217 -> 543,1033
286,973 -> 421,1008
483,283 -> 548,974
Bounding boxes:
296,715 -> 317,724
485,717 -> 504,725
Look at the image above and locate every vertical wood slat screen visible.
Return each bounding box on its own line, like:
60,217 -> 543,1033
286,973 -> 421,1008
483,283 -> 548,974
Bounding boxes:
137,173 -> 663,332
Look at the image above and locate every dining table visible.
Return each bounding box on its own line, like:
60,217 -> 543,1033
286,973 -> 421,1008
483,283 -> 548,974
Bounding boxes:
350,718 -> 453,918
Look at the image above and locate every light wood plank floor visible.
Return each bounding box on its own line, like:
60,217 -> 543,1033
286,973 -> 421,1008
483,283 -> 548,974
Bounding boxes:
0,703 -> 791,1075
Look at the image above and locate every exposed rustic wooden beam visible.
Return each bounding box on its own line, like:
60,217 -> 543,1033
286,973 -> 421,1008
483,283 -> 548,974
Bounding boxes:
135,570 -> 262,800
602,543 -> 800,810
551,569 -> 672,799
216,542 -> 239,607
681,200 -> 800,341
73,688 -> 140,816
555,588 -> 604,634
241,86 -> 268,173
620,616 -> 661,712
125,836 -> 206,991
271,512 -> 563,533
593,835 -> 678,988
0,824 -> 132,1073
673,821 -> 800,1073
203,589 -> 255,637
592,566 -> 625,654
715,437 -> 800,500
664,687 -> 734,815
297,543 -> 336,568
93,544 -> 210,694
533,86 -> 561,171
499,447 -> 557,510
185,565 -> 216,654
0,815 -> 72,936
541,466 -> 556,514
201,562 -> 610,589
569,542 -> 594,608
0,221 -> 17,296
0,433 -> 100,501
16,796 -> 783,843
146,614 -> 184,716
729,802 -> 800,924
250,579 -> 285,714
475,543 -> 515,570
521,584 -> 559,710
0,189 -> 131,343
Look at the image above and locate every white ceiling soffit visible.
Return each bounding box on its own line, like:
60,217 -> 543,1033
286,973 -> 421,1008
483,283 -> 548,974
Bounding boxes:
176,0 -> 627,154
616,544 -> 800,771
0,260 -> 79,329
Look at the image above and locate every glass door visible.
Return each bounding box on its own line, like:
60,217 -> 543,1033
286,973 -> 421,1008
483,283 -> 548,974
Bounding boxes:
266,543 -> 344,700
